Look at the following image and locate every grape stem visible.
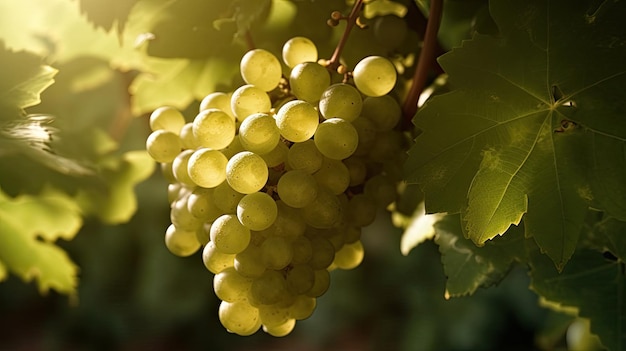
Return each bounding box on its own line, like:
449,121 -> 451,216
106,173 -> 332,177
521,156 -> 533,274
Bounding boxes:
402,0 -> 444,126
326,0 -> 365,70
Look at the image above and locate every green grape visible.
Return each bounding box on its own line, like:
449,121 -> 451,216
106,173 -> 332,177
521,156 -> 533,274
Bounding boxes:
289,62 -> 330,103
311,226 -> 344,251
368,130 -> 404,162
287,139 -> 323,173
306,269 -> 331,297
218,300 -> 261,336
263,318 -> 296,337
202,241 -> 235,274
343,225 -> 362,244
210,214 -> 252,254
273,201 -> 307,239
351,116 -> 377,156
333,240 -> 364,270
213,181 -> 245,213
276,170 -> 319,208
318,83 -> 363,122
260,142 -> 289,168
286,264 -> 315,294
164,224 -> 201,257
171,149 -> 196,186
240,49 -> 282,92
196,223 -> 211,245
352,56 -> 397,97
231,85 -> 272,121
149,106 -> 186,134
314,118 -> 359,160
167,182 -> 183,204
226,151 -> 269,194
237,192 -> 278,231
221,135 -> 245,159
192,108 -> 236,150
361,95 -> 402,131
313,157 -> 350,195
290,235 -> 313,265
187,148 -> 228,188
214,267 -> 253,302
373,14 -> 408,51
343,156 -> 367,186
146,129 -> 182,163
249,270 -> 290,305
260,236 -> 293,270
302,187 -> 344,229
282,36 -> 318,68
200,92 -> 234,118
307,235 -> 335,270
258,304 -> 291,327
364,174 -> 397,207
275,100 -> 320,142
289,294 -> 316,320
179,122 -> 200,149
235,243 -> 267,278
347,193 -> 377,227
170,195 -> 204,231
238,113 -> 280,155
187,187 -> 222,221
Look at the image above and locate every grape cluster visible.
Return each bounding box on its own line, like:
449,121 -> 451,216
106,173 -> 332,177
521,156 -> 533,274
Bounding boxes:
145,36 -> 405,336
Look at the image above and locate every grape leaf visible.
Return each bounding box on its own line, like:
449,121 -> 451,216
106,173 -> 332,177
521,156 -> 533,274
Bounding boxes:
75,0 -> 139,34
529,246 -> 626,351
434,215 -> 526,297
0,187 -> 82,295
405,0 -> 626,269
0,42 -> 57,121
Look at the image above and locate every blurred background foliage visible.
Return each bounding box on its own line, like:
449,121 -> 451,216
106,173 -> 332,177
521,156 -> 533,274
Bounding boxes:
0,0 -> 605,350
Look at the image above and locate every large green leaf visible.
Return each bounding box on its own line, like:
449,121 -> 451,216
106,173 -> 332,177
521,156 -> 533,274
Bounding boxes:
529,246 -> 626,351
405,0 -> 626,269
0,187 -> 82,295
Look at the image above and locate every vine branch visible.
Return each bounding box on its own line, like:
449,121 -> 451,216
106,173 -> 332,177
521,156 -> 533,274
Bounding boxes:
326,0 -> 365,71
402,0 -> 444,127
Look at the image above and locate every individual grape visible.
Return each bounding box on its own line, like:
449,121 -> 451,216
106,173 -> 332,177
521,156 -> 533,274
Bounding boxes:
221,136 -> 245,159
314,118 -> 359,160
167,182 -> 183,204
164,224 -> 201,257
179,122 -> 199,149
347,193 -> 377,227
275,100 -> 320,142
343,225 -> 362,244
234,243 -> 267,278
171,149 -> 196,186
343,156 -> 367,186
282,36 -> 318,68
364,174 -> 397,207
237,192 -> 278,231
196,223 -> 210,245
313,157 -> 350,195
240,49 -> 282,92
373,14 -> 408,51
286,264 -> 315,294
287,139 -> 323,173
260,236 -> 293,270
333,240 -> 364,270
171,194 -> 204,231
289,294 -> 316,320
192,108 -> 236,150
306,269 -> 330,297
149,106 -> 186,134
218,301 -> 261,336
146,130 -> 182,163
258,304 -> 291,327
214,267 -> 253,302
290,235 -> 313,265
238,113 -> 280,155
187,187 -> 222,221
289,62 -> 330,103
249,270 -> 290,305
202,241 -> 235,274
351,116 -> 377,156
276,170 -> 319,208
361,95 -> 402,131
231,85 -> 272,121
352,56 -> 397,97
263,318 -> 296,337
302,187 -> 344,229
307,234 -> 335,270
187,148 -> 228,188
260,142 -> 289,168
213,181 -> 245,213
318,83 -> 362,122
210,214 -> 251,254
226,151 -> 269,194
272,201 -> 307,239
200,92 -> 234,118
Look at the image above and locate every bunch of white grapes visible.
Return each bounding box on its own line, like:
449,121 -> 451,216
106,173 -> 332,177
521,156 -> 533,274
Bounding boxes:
145,36 -> 405,337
